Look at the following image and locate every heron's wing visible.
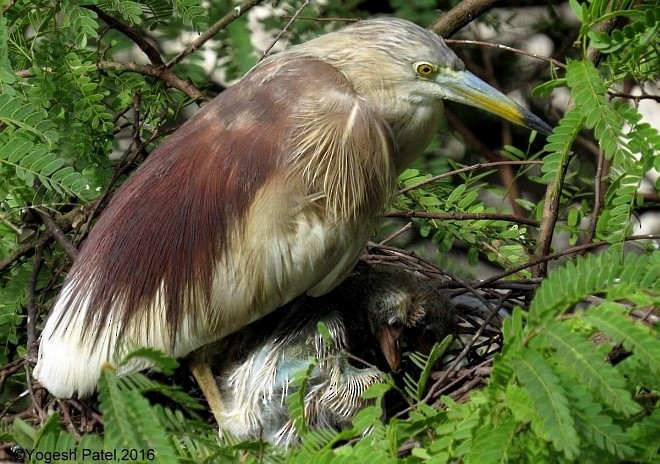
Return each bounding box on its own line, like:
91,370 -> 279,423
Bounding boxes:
35,57 -> 394,398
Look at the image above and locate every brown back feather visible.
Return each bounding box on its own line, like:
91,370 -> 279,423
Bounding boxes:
63,58 -> 384,347
70,61 -> 307,342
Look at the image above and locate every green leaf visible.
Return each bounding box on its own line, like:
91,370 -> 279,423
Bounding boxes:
511,350 -> 579,458
536,321 -> 641,416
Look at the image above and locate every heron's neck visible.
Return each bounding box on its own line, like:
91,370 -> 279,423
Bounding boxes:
377,98 -> 443,172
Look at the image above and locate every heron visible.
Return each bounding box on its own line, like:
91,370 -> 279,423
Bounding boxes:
215,265 -> 455,446
34,17 -> 550,422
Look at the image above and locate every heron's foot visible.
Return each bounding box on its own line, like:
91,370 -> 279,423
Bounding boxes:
189,349 -> 225,428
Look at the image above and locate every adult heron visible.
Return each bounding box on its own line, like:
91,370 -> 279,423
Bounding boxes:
35,17 -> 550,420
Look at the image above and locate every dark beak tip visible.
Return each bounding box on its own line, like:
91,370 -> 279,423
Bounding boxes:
525,114 -> 553,136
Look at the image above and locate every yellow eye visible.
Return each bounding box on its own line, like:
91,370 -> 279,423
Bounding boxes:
415,62 -> 436,78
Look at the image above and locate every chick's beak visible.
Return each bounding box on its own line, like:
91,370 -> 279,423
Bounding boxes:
435,69 -> 553,135
379,325 -> 404,371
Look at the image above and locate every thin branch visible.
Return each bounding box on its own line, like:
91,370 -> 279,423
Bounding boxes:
0,234 -> 51,274
399,160 -> 541,194
585,148 -> 605,245
26,245 -> 43,359
98,61 -> 204,101
480,234 -> 660,286
261,0 -> 311,60
168,0 -> 266,67
429,0 -> 500,38
86,5 -> 164,66
0,207 -> 90,275
0,358 -> 26,393
87,6 -> 205,101
385,211 -> 540,228
281,15 -> 357,22
378,222 -> 413,245
608,91 -> 660,103
33,208 -> 78,260
444,39 -> 567,69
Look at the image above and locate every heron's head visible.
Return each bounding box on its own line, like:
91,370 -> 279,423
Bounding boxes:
291,17 -> 552,135
353,268 -> 453,371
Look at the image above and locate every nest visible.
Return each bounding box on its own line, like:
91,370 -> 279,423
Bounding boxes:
0,242 -> 539,458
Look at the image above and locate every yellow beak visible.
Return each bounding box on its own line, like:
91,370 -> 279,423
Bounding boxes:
435,70 -> 552,135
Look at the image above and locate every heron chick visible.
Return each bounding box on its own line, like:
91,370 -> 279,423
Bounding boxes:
35,18 -> 550,408
215,265 -> 454,446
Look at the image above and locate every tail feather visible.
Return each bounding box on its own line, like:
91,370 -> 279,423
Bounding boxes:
33,281 -> 186,398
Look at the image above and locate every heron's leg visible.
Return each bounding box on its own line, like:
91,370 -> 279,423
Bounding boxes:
188,347 -> 225,427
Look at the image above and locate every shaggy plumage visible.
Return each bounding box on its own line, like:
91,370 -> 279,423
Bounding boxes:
215,265 -> 455,446
34,17 -> 549,400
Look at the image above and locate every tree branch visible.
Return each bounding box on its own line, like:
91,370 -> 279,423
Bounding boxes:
88,6 -> 206,102
430,0 -> 501,38
385,211 -> 540,227
26,244 -> 43,359
33,208 -> 78,260
99,61 -> 204,101
399,160 -> 541,194
444,39 -> 567,69
168,0 -> 266,67
86,5 -> 165,66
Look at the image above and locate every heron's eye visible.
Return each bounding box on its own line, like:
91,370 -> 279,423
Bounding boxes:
414,62 -> 436,78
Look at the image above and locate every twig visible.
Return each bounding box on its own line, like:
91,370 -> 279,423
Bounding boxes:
430,0 -> 500,38
446,375 -> 485,401
399,160 -> 541,194
57,400 -> 81,438
480,234 -> 660,286
33,208 -> 78,260
385,211 -> 540,228
0,358 -> 26,393
168,0 -> 266,67
423,294 -> 506,399
281,15 -> 357,22
98,61 -> 204,101
585,148 -> 605,245
2,0 -> 16,14
24,367 -> 45,421
608,91 -> 660,103
378,222 -> 413,245
0,235 -> 51,274
261,0 -> 311,60
132,90 -> 142,147
444,39 -> 567,69
26,245 -> 44,360
86,6 -> 205,101
0,389 -> 29,417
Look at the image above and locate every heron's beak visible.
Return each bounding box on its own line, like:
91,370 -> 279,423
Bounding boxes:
435,70 -> 552,135
378,325 -> 404,371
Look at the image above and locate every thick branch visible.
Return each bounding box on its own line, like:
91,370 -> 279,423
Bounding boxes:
430,0 -> 501,38
87,5 -> 164,66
